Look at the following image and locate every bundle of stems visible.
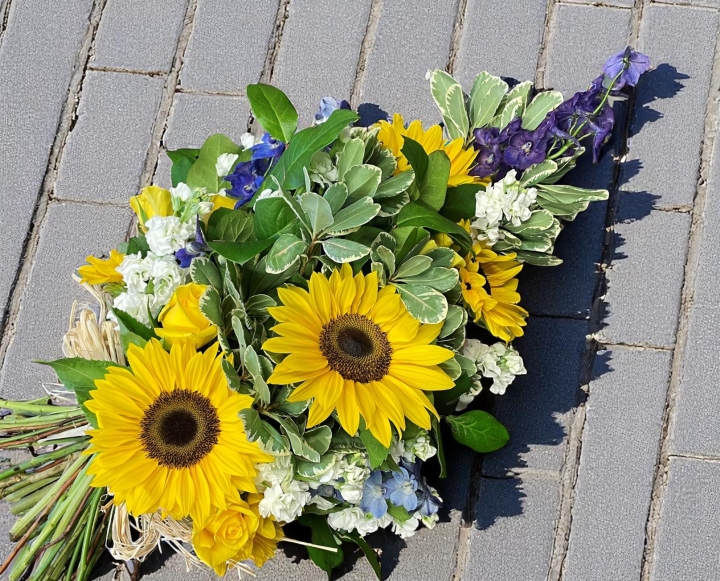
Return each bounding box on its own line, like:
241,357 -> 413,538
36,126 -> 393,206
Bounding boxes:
0,399 -> 108,581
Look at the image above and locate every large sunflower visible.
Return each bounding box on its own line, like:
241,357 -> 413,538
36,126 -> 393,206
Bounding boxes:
263,264 -> 455,447
461,242 -> 528,342
85,339 -> 272,523
376,113 -> 480,187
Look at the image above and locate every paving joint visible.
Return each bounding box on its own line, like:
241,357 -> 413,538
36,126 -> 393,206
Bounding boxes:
668,453 -> 720,462
86,64 -> 166,77
175,87 -> 247,98
535,0 -> 560,89
140,0 -> 198,188
0,0 -> 12,47
446,0 -> 469,74
0,0 -> 108,367
593,338 -> 675,351
349,0 -> 383,109
639,12 -> 720,580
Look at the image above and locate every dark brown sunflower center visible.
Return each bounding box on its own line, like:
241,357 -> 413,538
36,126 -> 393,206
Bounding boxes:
319,313 -> 392,383
140,390 -> 220,469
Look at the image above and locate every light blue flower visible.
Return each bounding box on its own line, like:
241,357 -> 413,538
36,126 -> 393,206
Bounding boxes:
384,467 -> 418,512
360,470 -> 388,518
314,97 -> 350,124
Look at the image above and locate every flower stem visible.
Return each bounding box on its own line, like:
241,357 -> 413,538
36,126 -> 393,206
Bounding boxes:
0,441 -> 86,484
0,400 -> 73,415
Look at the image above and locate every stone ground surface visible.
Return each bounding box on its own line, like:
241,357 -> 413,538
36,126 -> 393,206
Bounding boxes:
0,0 -> 718,579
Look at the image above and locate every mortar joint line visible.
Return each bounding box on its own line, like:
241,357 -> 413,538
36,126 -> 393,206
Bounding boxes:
446,0 -> 469,74
86,64 -> 166,77
139,0 -> 199,190
535,0 -> 560,90
0,0 -> 109,370
639,12 -> 720,580
0,0 -> 13,49
350,0 -> 383,110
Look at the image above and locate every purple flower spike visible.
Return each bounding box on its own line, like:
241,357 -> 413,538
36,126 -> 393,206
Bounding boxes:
603,47 -> 650,90
502,119 -> 552,170
470,127 -> 504,178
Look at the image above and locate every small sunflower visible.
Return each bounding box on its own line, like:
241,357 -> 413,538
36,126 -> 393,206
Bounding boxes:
376,113 -> 480,186
461,242 -> 528,342
85,339 -> 272,523
78,249 -> 124,285
263,264 -> 455,447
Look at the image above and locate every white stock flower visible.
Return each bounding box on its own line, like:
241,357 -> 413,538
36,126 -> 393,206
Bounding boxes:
170,182 -> 193,202
389,440 -> 405,463
309,495 -> 337,511
239,132 -> 256,150
147,254 -> 184,309
472,170 -> 538,242
391,514 -> 420,539
113,292 -> 151,325
459,338 -> 527,407
255,455 -> 294,488
418,512 -> 439,529
328,507 -> 384,536
144,216 -> 195,256
258,481 -> 310,523
403,432 -> 437,462
116,253 -> 151,294
256,188 -> 281,201
334,453 -> 371,505
215,153 -> 239,177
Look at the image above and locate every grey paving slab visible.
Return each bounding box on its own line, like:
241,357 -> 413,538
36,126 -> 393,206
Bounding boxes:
671,134 -> 720,456
163,93 -> 250,150
482,317 -> 589,477
180,0 -> 278,93
545,4 -> 632,95
54,71 -> 165,204
360,0 -> 459,125
0,202 -> 133,400
623,5 -> 718,209
91,0 -> 187,73
272,0 -> 371,126
651,457 -> 720,581
454,0 -> 547,89
520,144 -> 615,318
564,346 -> 672,581
0,0 -> 93,320
464,472 -> 560,581
154,149 -> 174,189
599,201 -> 691,348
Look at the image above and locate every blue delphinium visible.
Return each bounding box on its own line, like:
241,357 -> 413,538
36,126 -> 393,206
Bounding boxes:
384,467 -> 418,512
175,218 -> 208,267
224,133 -> 286,207
603,46 -> 650,90
502,114 -> 555,170
470,127 -> 504,178
314,97 -> 351,124
360,470 -> 388,518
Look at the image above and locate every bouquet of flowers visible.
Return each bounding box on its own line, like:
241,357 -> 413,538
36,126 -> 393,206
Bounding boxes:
0,47 -> 648,580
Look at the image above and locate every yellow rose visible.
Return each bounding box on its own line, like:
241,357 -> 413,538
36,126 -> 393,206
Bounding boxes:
155,283 -> 217,348
245,493 -> 283,567
78,249 -> 125,285
130,185 -> 173,231
192,499 -> 260,576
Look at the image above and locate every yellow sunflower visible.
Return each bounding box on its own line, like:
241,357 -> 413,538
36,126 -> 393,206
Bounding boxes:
85,339 -> 272,523
263,264 -> 455,447
78,249 -> 124,285
376,113 -> 480,187
461,242 -> 528,342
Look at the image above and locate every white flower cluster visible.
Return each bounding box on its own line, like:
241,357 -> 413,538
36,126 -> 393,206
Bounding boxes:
457,339 -> 527,410
472,170 -> 537,244
389,430 -> 437,465
255,455 -> 312,523
304,451 -> 371,505
112,253 -> 184,325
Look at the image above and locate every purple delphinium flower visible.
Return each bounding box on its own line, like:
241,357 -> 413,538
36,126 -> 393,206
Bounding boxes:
603,47 -> 650,90
249,133 -> 285,166
384,467 -> 418,512
502,116 -> 553,170
175,218 -> 208,267
224,133 -> 286,206
470,127 -> 504,178
314,97 -> 351,124
360,470 -> 388,518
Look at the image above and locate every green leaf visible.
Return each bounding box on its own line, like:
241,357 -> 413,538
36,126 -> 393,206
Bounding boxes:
305,425 -> 332,456
239,408 -> 287,451
36,358 -> 122,427
325,197 -> 380,235
432,416 -> 447,478
344,164 -> 382,203
360,426 -> 390,469
299,192 -> 335,236
243,346 -> 271,405
395,283 -> 448,324
397,201 -> 472,253
497,96 -> 523,129
439,305 -> 467,338
199,286 -> 223,327
514,250 -> 563,266
298,515 -> 343,576
391,226 -> 429,264
387,504 -> 412,522
265,233 -> 306,274
189,257 -> 223,289
537,183 -> 609,202
376,245 -> 395,274
126,234 -> 150,257
425,247 -> 456,268
253,197 -> 298,240
441,184 -> 481,222
503,209 -> 555,234
111,308 -> 157,341
208,238 -> 274,265
323,182 -> 348,214
395,255 -> 432,279
186,134 -> 242,193
429,69 -> 458,117
166,148 -> 199,187
444,83 -> 469,140
522,91 -> 563,130
321,238 -> 371,263
374,170 -> 415,199
505,80 -> 533,110
206,208 -> 254,242
519,160 -> 558,187
265,109 -> 359,191
446,410 -> 510,453
246,83 -> 298,143
401,137 -> 428,183
469,72 -> 508,129
336,532 -> 381,580
398,267 -> 459,292
378,191 -> 410,217
336,138 -> 365,181
418,150 -> 451,212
